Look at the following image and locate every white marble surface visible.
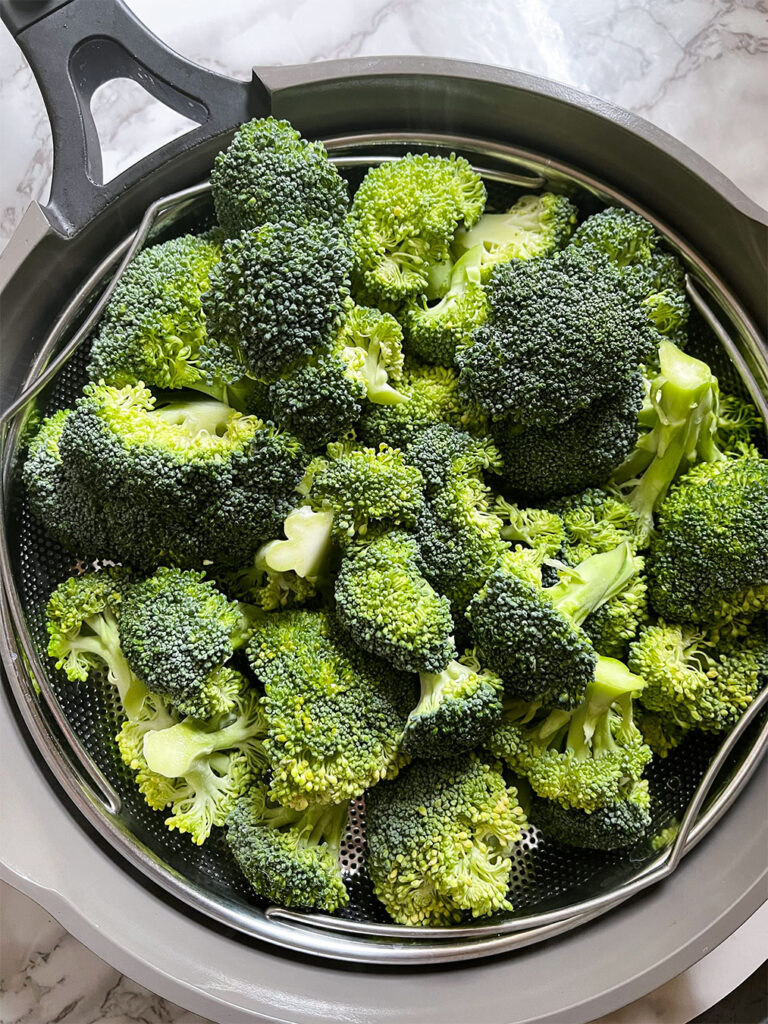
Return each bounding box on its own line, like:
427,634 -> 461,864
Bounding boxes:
1,2 -> 767,1022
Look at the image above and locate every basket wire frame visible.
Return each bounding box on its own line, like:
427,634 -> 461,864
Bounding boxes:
0,133 -> 766,964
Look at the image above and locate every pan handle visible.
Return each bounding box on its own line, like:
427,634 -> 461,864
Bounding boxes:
0,0 -> 266,235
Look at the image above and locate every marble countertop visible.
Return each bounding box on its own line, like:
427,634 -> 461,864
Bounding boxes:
1,1 -> 766,1022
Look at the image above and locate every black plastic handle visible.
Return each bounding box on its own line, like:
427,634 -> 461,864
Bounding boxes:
0,0 -> 267,235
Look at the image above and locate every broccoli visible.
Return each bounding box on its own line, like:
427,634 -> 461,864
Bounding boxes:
582,560 -> 649,660
247,610 -> 417,808
210,117 -> 348,235
491,371 -> 644,498
494,497 -> 565,563
226,785 -> 349,912
23,409 -> 113,559
486,655 -> 651,812
547,488 -> 639,565
529,779 -> 651,851
349,153 -> 486,303
357,361 -> 488,450
468,542 -> 638,708
569,207 -> 689,344
402,245 -> 487,366
118,568 -> 253,719
612,340 -> 725,542
715,393 -> 764,453
334,530 -> 456,674
117,671 -> 267,845
365,756 -> 527,926
54,382 -> 306,568
629,619 -> 768,734
46,571 -> 146,720
453,192 -> 578,281
635,705 -> 690,758
402,655 -> 503,759
457,245 -> 656,426
310,442 -> 424,544
201,220 -> 351,382
646,453 -> 768,622
87,233 -> 250,403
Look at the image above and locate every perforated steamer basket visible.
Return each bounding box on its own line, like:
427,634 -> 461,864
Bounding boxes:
1,1 -> 767,1019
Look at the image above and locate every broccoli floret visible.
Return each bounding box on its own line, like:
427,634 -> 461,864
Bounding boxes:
635,705 -> 690,757
201,220 -> 351,382
365,756 -> 527,926
715,393 -> 764,453
46,571 -> 146,720
582,560 -> 649,660
612,340 -> 725,542
117,671 -> 267,845
453,192 -> 578,281
335,303 -> 407,404
402,655 -> 503,759
629,619 -> 768,733
468,543 -> 638,707
402,245 -> 488,366
646,454 -> 768,622
211,117 -> 348,235
226,785 -> 349,911
87,233 -> 249,401
23,409 -> 112,559
547,488 -> 639,565
494,497 -> 565,563
118,568 -> 252,719
311,442 -> 424,544
487,655 -> 651,812
529,779 -> 651,851
55,383 -> 306,568
491,371 -> 644,498
569,207 -> 689,344
335,530 -> 456,674
457,246 -> 656,425
357,362 -> 488,449
247,610 -> 416,808
349,153 -> 486,303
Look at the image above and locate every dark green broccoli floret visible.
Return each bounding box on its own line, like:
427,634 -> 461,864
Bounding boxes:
365,756 -> 527,926
612,340 -> 725,542
457,245 -> 656,425
311,442 -> 424,544
247,610 -> 417,808
201,220 -> 351,382
87,233 -> 249,401
646,454 -> 768,622
453,192 -> 578,281
358,361 -> 487,449
118,568 -> 253,719
491,371 -> 644,498
402,245 -> 488,366
334,530 -> 456,674
349,153 -> 486,303
468,543 -> 638,707
486,655 -> 651,812
55,383 -> 306,569
117,671 -> 267,845
529,780 -> 651,851
402,656 -> 503,759
46,570 -> 146,719
226,785 -> 349,912
211,117 -> 348,235
629,618 -> 768,733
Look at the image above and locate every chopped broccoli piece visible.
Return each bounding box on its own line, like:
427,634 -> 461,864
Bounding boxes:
582,559 -> 649,660
335,530 -> 456,674
366,756 -> 527,926
529,779 -> 651,850
494,497 -> 565,563
453,192 -> 578,280
247,610 -> 416,808
211,117 -> 348,235
547,488 -> 639,565
226,785 -> 349,911
335,303 -> 407,405
349,153 -> 486,303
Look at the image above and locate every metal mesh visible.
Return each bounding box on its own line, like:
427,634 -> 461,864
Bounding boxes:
2,164 -> 754,940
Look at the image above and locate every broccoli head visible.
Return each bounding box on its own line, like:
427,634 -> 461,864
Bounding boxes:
457,245 -> 656,425
349,153 -> 486,303
547,488 -> 639,565
211,117 -> 348,235
582,559 -> 649,661
529,779 -> 651,851
494,497 -> 566,563
226,785 -> 349,912
247,610 -> 417,808
365,756 -> 527,926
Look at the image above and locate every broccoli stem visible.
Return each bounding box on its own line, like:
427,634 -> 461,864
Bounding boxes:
545,541 -> 637,627
152,399 -> 236,437
143,713 -> 257,778
566,656 -> 644,758
80,611 -> 147,719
